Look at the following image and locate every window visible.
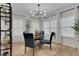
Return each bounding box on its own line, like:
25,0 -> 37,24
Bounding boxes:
51,15 -> 57,33
43,17 -> 50,39
61,10 -> 74,37
12,19 -> 25,42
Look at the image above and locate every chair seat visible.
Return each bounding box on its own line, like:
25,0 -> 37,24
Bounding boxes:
41,39 -> 50,44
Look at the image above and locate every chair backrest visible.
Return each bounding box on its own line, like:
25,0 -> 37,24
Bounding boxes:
49,32 -> 55,44
23,32 -> 34,48
40,31 -> 44,40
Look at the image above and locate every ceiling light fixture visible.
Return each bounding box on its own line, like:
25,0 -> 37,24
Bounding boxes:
30,4 -> 46,18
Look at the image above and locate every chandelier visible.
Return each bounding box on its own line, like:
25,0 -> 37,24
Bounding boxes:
30,4 -> 46,18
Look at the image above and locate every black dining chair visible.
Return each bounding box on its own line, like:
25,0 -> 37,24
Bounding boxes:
40,31 -> 44,40
23,32 -> 40,56
40,32 -> 56,50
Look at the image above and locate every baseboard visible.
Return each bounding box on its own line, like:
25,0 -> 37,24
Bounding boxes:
52,40 -> 77,49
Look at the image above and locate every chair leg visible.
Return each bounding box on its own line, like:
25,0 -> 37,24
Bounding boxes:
50,44 -> 52,50
33,48 -> 34,56
25,47 -> 26,54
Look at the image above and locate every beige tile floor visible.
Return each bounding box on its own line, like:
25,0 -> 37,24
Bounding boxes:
12,42 -> 79,56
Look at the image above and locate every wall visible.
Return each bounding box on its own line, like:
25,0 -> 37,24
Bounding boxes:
61,36 -> 77,48
12,18 -> 25,42
29,18 -> 41,34
42,8 -> 79,48
12,17 -> 41,42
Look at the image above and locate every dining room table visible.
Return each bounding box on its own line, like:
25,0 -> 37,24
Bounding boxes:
34,31 -> 43,49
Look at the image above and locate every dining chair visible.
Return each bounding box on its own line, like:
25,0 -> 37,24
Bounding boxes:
40,31 -> 44,40
23,32 -> 40,56
40,32 -> 56,50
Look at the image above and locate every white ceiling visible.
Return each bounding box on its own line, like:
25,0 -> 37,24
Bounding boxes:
1,3 -> 79,18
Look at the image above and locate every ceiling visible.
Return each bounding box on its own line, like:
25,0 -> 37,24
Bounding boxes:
1,3 -> 79,19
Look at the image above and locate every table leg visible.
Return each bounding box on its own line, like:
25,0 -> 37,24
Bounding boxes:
39,43 -> 43,49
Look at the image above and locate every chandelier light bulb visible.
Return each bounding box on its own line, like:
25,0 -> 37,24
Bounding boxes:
44,14 -> 46,16
34,12 -> 35,14
31,11 -> 33,13
44,11 -> 46,13
40,11 -> 42,14
32,14 -> 34,16
36,9 -> 38,11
